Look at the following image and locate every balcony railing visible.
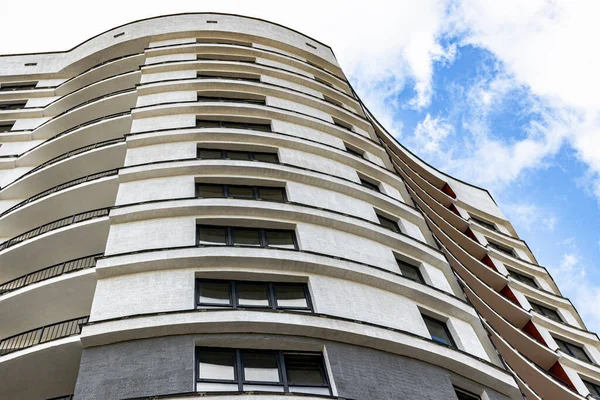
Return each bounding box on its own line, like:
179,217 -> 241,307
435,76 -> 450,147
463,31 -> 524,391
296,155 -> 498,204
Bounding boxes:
0,208 -> 109,251
1,169 -> 118,217
0,316 -> 89,356
0,254 -> 100,296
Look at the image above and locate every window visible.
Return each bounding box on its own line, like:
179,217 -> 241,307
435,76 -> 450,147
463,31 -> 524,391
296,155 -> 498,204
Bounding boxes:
0,122 -> 14,133
197,225 -> 297,250
553,337 -> 592,363
422,314 -> 456,348
197,95 -> 265,105
0,81 -> 37,91
197,148 -> 278,163
197,183 -> 286,202
196,120 -> 272,132
0,101 -> 27,111
332,117 -> 353,131
583,378 -> 600,399
454,386 -> 480,400
197,54 -> 256,63
507,269 -> 538,288
470,215 -> 497,231
487,240 -> 517,257
196,348 -> 331,395
196,279 -> 312,312
397,258 -> 424,284
314,76 -> 333,87
197,71 -> 261,82
344,143 -> 364,158
359,176 -> 380,192
377,213 -> 401,233
528,299 -> 563,323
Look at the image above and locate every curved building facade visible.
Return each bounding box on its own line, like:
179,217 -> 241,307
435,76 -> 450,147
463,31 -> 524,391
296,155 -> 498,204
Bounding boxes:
0,13 -> 594,400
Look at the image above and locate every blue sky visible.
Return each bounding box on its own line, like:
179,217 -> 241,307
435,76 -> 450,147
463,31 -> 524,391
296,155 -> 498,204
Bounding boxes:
1,0 -> 598,330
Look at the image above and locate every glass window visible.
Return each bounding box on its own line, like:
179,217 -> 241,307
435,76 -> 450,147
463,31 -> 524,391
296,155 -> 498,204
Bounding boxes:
237,282 -> 269,307
583,379 -> 600,399
198,349 -> 236,380
470,215 -> 497,231
487,240 -> 516,257
284,353 -> 327,387
196,348 -> 329,394
274,284 -> 309,309
198,226 -> 228,246
197,149 -> 223,159
198,184 -> 224,198
228,186 -> 255,199
257,187 -> 285,202
253,152 -> 278,163
377,213 -> 401,233
196,120 -> 222,129
242,351 -> 280,382
232,228 -> 261,246
227,150 -> 251,160
198,281 -> 231,306
554,337 -> 592,363
397,259 -> 424,284
507,269 -> 538,288
265,230 -> 296,249
529,300 -> 563,323
454,386 -> 481,400
359,177 -> 380,192
423,315 -> 456,348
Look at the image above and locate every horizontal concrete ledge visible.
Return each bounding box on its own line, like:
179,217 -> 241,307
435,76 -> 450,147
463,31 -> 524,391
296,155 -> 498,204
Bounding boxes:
81,311 -> 519,396
0,335 -> 80,364
96,246 -> 474,321
124,394 -> 350,400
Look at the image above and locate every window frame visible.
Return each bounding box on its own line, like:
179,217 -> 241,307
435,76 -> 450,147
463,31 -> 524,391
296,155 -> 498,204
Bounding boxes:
344,142 -> 364,158
195,279 -> 313,312
528,299 -> 564,323
197,225 -> 298,250
196,94 -> 266,105
0,121 -> 14,133
487,240 -> 517,258
196,148 -> 279,162
396,258 -> 425,284
469,215 -> 497,231
0,101 -> 27,111
422,314 -> 457,349
358,176 -> 380,192
582,378 -> 600,399
195,347 -> 331,395
195,120 -> 272,132
454,386 -> 481,400
553,337 -> 593,364
376,212 -> 401,233
0,81 -> 37,91
507,268 -> 538,288
196,183 -> 287,202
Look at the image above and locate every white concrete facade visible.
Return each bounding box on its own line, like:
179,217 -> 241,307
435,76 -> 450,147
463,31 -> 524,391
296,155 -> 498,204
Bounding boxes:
0,12 -> 587,400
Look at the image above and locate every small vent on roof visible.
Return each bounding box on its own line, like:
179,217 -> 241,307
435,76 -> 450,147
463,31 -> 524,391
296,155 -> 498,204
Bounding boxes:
306,42 -> 317,50
24,62 -> 37,66
113,32 -> 125,38
207,20 -> 218,24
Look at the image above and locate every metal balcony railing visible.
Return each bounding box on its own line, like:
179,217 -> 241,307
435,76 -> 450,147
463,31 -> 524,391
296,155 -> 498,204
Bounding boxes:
0,316 -> 89,356
0,208 -> 109,251
1,169 -> 118,217
0,254 -> 100,296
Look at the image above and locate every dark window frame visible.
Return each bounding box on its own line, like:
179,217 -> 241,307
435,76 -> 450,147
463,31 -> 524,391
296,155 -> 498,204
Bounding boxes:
487,240 -> 517,258
195,347 -> 331,394
376,212 -> 401,233
470,215 -> 497,231
344,143 -> 364,158
0,121 -> 14,133
583,378 -> 600,399
396,258 -> 425,284
422,314 -> 457,349
196,54 -> 257,63
507,269 -> 538,288
197,148 -> 278,162
195,279 -> 313,312
196,120 -> 272,132
197,225 -> 298,250
196,183 -> 287,202
197,71 -> 261,82
359,176 -> 380,192
528,299 -> 564,323
197,95 -> 266,105
553,337 -> 593,364
454,386 -> 481,400
0,81 -> 37,91
0,101 -> 27,111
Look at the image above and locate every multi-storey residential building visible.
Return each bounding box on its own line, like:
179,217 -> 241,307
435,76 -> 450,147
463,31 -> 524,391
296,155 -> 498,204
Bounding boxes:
0,13 -> 596,400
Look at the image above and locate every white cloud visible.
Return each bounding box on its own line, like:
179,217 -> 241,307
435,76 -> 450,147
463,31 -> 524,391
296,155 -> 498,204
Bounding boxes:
500,202 -> 558,233
413,114 -> 454,154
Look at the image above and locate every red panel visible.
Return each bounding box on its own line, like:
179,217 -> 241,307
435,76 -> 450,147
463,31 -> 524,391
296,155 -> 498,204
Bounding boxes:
449,203 -> 461,216
500,285 -> 521,307
523,321 -> 548,346
442,183 -> 457,198
464,227 -> 480,244
549,362 -> 577,391
481,254 -> 498,271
